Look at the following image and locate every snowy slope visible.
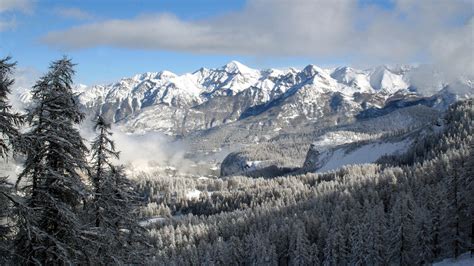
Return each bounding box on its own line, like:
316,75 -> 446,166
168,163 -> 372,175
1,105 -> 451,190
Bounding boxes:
14,61 -> 471,136
369,66 -> 409,94
316,139 -> 412,172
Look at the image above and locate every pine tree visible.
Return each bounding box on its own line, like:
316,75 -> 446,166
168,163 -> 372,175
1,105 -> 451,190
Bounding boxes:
0,56 -> 23,263
14,57 -> 91,264
461,139 -> 473,257
0,177 -> 13,263
290,223 -> 311,265
309,243 -> 320,265
387,193 -> 417,265
429,183 -> 449,258
228,235 -> 245,265
444,150 -> 470,258
415,205 -> 434,264
90,115 -> 119,227
349,220 -> 366,265
0,56 -> 23,158
88,115 -> 148,264
369,202 -> 388,265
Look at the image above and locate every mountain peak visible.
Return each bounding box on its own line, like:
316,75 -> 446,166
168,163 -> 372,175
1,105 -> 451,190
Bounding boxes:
156,70 -> 177,79
302,64 -> 324,77
369,66 -> 408,92
222,60 -> 255,74
132,72 -> 160,81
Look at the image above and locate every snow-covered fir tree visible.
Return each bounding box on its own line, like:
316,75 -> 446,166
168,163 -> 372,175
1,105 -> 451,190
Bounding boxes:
0,176 -> 13,263
0,56 -> 23,158
13,57 -> 91,264
90,115 -> 120,227
0,56 -> 23,263
88,115 -> 149,264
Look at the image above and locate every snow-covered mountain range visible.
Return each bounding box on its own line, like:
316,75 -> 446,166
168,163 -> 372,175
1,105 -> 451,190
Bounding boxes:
11,61 -> 473,176
17,60 -> 469,136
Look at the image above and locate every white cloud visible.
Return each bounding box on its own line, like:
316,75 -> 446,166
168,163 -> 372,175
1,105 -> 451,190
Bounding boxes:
429,17 -> 474,81
0,0 -> 33,13
13,66 -> 41,90
41,1 -> 356,57
55,7 -> 94,20
10,66 -> 41,111
0,0 -> 33,32
41,0 -> 473,77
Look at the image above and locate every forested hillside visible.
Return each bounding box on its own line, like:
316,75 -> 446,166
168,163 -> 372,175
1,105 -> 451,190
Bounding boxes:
137,100 -> 473,265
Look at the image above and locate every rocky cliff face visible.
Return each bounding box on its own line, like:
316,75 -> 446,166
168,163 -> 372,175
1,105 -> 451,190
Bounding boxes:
16,61 -> 469,137
302,144 -> 326,172
220,152 -> 276,177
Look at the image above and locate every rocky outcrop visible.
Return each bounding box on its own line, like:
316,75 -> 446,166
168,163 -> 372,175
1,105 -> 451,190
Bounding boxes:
220,152 -> 295,178
220,152 -> 271,176
302,144 -> 329,172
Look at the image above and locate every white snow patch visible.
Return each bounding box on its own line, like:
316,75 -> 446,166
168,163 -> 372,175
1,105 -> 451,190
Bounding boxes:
186,189 -> 202,200
138,216 -> 166,227
434,253 -> 474,266
317,139 -> 411,172
313,131 -> 381,148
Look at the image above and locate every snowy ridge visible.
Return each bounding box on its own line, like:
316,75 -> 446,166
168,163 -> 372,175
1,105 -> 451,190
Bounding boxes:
15,61 -> 472,136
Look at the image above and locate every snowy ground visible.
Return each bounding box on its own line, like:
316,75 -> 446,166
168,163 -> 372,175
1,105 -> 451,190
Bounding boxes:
186,189 -> 202,200
138,216 -> 166,227
186,189 -> 213,200
317,139 -> 411,172
0,160 -> 23,183
434,253 -> 474,266
312,130 -> 381,148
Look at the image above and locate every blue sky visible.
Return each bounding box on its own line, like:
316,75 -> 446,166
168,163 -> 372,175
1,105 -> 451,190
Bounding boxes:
0,0 -> 472,85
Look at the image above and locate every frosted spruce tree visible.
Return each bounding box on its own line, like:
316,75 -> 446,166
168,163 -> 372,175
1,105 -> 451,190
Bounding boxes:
387,192 -> 417,265
0,177 -> 13,263
289,222 -> 312,265
88,115 -> 148,264
466,140 -> 474,256
90,116 -> 120,228
0,56 -> 23,262
14,57 -> 91,264
0,56 -> 23,158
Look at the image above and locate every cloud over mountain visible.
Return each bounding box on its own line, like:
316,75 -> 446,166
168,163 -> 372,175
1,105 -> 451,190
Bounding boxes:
41,0 -> 473,77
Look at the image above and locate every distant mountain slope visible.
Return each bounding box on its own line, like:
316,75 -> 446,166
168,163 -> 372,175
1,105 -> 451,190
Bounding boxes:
219,104 -> 441,177
16,61 -> 471,137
